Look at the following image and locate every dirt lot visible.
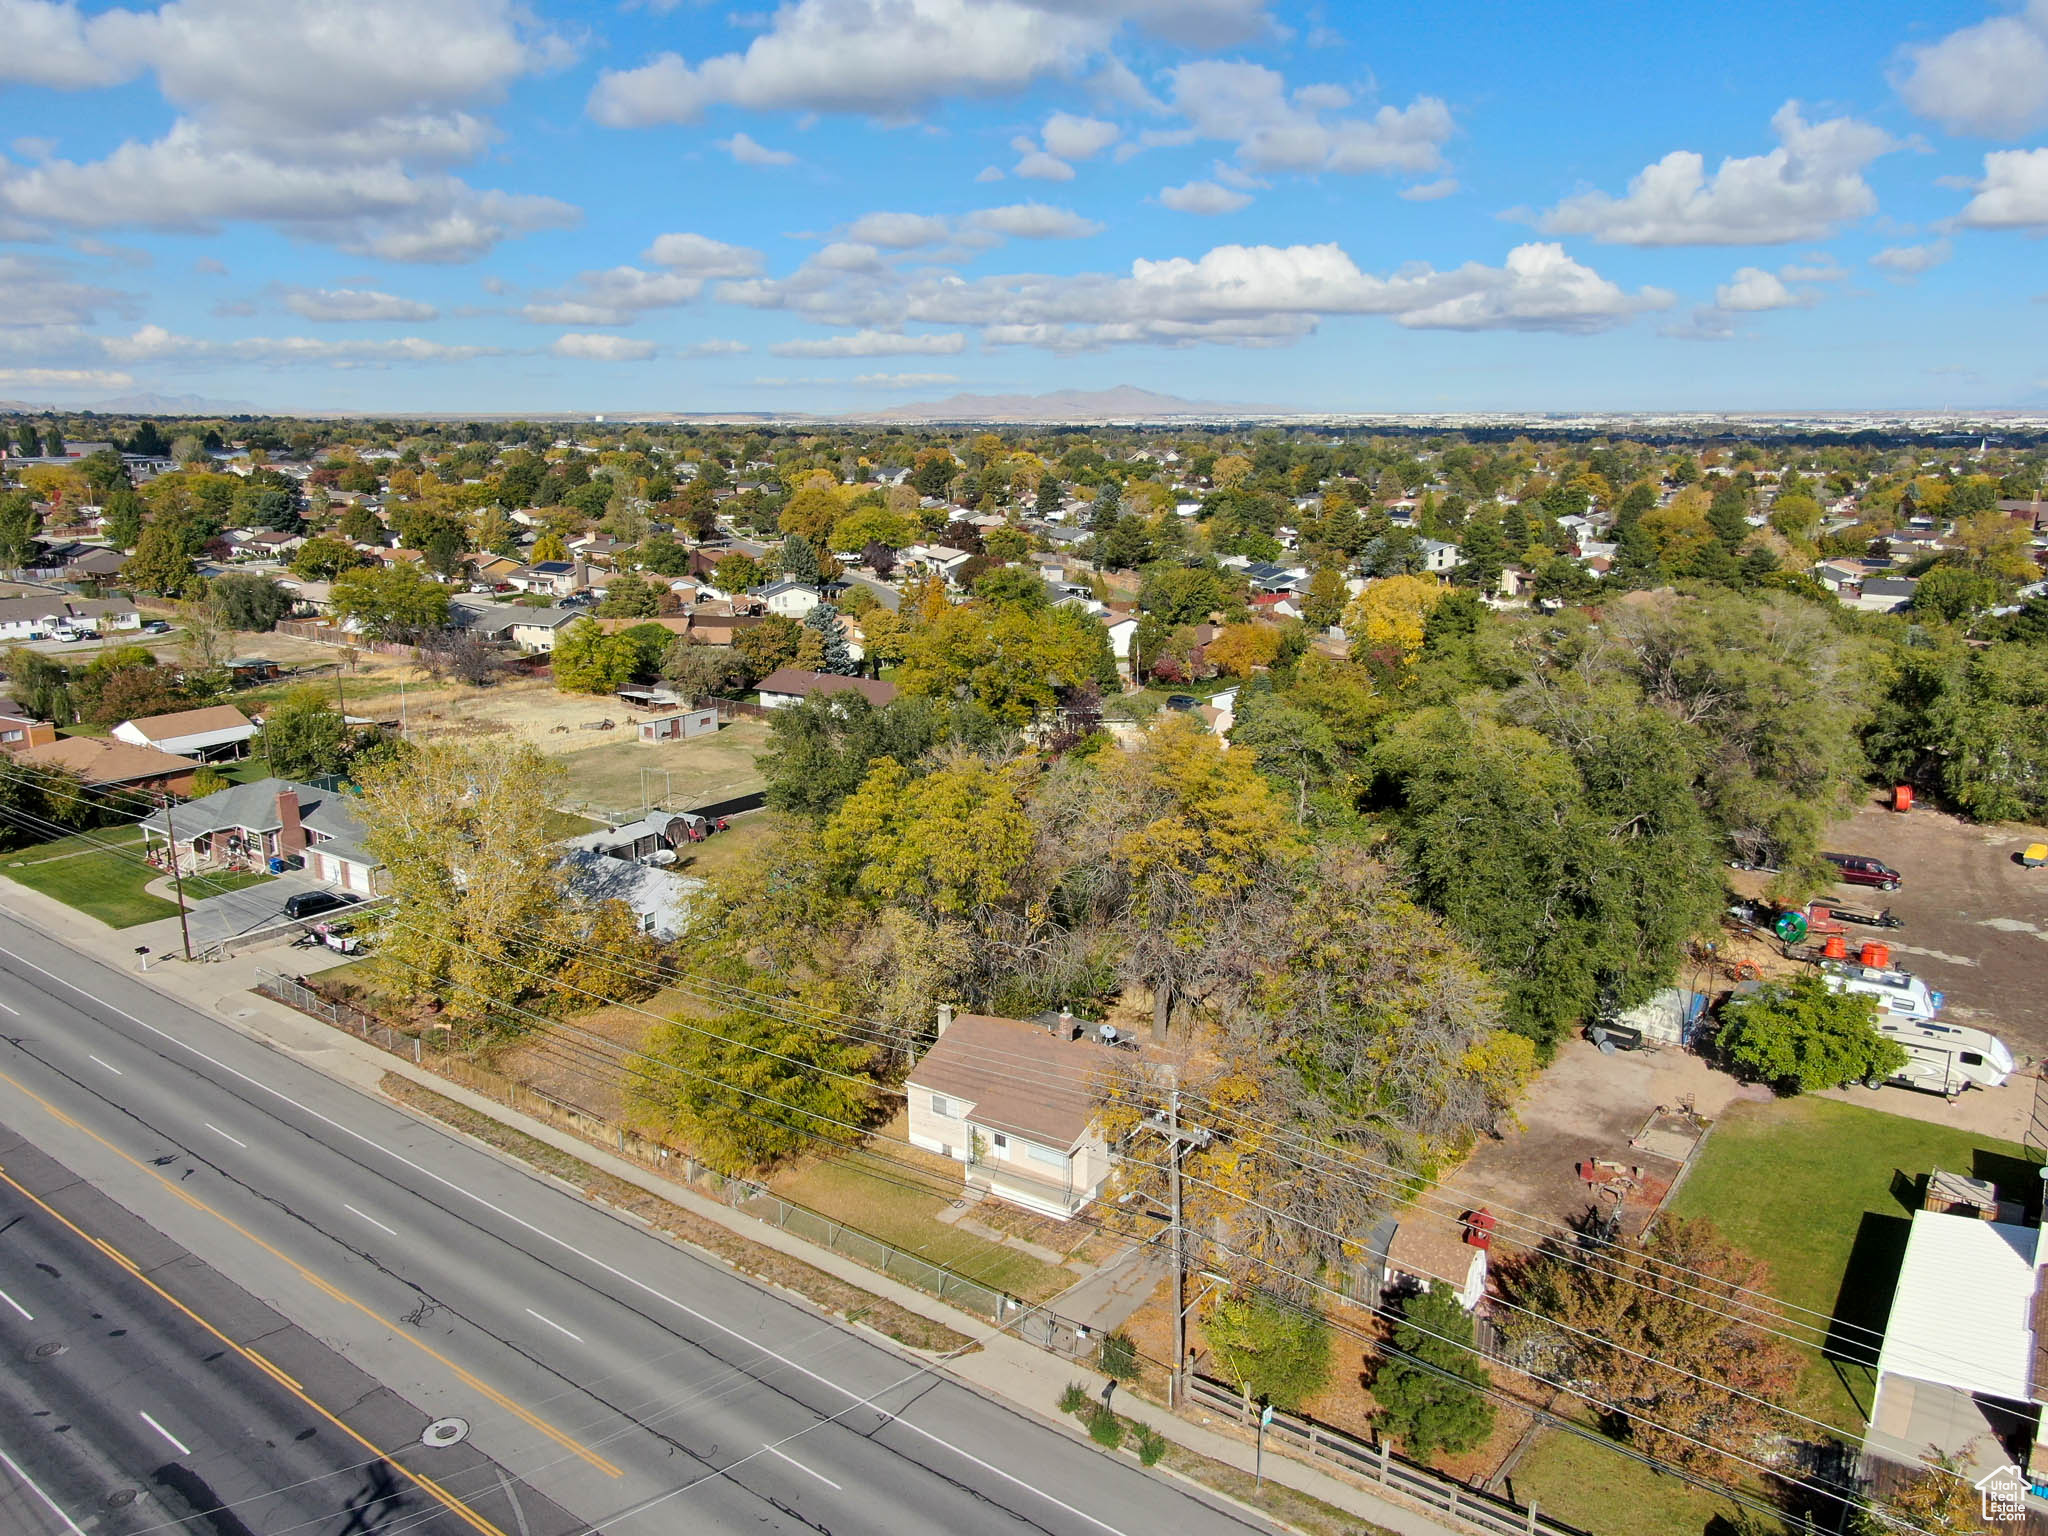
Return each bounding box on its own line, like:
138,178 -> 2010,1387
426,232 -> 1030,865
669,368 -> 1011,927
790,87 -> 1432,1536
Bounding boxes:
1821,795 -> 2048,1062
1442,1037 -> 1770,1240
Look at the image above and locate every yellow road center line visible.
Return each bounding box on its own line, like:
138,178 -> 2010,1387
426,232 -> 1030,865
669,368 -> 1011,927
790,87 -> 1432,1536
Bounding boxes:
0,1064 -> 621,1479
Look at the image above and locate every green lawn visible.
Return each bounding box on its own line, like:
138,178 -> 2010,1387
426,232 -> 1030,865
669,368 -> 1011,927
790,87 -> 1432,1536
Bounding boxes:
1669,1095 -> 2037,1429
770,1152 -> 1071,1302
1512,1424 -> 1747,1536
1,837 -> 182,927
185,869 -> 275,896
1,823 -> 150,863
542,808 -> 603,840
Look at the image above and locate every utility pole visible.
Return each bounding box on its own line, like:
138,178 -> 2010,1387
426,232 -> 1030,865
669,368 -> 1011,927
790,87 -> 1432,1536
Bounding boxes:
162,792 -> 192,962
1148,1078 -> 1211,1409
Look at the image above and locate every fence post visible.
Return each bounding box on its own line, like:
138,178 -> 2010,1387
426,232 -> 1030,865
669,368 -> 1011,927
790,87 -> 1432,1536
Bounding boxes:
412,1036 -> 421,1063
1527,1499 -> 1539,1536
1378,1438 -> 1392,1484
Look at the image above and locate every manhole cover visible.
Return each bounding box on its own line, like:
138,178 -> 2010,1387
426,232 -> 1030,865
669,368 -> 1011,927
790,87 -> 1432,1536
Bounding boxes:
29,1342 -> 66,1360
420,1418 -> 468,1449
106,1490 -> 137,1509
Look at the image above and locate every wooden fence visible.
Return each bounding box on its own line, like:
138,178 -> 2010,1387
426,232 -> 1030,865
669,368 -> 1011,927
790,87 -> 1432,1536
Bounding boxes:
1184,1375 -> 1587,1536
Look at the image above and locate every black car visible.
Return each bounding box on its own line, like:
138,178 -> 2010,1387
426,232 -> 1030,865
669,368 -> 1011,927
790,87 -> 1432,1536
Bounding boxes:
283,890 -> 362,921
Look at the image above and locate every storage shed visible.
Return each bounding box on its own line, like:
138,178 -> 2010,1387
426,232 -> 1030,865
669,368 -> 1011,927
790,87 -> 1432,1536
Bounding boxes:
638,708 -> 717,744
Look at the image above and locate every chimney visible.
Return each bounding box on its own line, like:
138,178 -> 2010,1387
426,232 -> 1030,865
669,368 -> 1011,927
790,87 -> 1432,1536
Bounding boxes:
936,1003 -> 954,1037
1059,1006 -> 1078,1040
274,789 -> 307,853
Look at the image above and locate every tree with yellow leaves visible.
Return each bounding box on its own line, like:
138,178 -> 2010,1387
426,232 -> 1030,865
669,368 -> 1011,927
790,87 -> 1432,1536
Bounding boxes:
822,756 -> 1036,919
1204,621 -> 1284,678
1344,573 -> 1445,669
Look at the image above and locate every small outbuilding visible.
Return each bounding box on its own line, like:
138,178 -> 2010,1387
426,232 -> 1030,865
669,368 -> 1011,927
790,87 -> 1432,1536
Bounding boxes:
112,704 -> 258,761
638,708 -> 717,744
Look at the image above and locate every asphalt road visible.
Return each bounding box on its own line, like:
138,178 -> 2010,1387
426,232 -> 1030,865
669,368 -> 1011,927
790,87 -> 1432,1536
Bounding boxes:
0,1133 -> 574,1536
0,909 -> 1280,1536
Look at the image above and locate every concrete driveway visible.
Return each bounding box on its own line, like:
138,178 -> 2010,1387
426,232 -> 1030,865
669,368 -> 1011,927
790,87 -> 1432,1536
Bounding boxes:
125,870 -> 363,957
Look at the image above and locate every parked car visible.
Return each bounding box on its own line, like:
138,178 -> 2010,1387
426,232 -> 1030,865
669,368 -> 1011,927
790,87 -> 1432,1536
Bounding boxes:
1820,852 -> 1902,890
283,890 -> 361,921
142,619 -> 171,633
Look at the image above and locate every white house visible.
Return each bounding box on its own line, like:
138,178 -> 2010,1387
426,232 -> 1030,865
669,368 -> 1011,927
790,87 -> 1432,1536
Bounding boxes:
562,849 -> 705,940
0,595 -> 141,641
112,705 -> 258,761
756,668 -> 897,710
899,544 -> 975,583
753,579 -> 840,620
1417,538 -> 1461,574
905,1008 -> 1131,1220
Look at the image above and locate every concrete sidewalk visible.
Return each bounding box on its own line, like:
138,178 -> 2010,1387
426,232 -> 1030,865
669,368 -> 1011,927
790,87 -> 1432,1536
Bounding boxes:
0,882 -> 1460,1536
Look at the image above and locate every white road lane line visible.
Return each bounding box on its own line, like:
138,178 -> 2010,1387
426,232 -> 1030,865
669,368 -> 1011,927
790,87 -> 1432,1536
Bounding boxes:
202,1123 -> 246,1149
0,1288 -> 31,1322
762,1444 -> 840,1490
344,1204 -> 397,1237
524,1308 -> 583,1343
0,1001 -> 17,1015
0,1445 -> 85,1533
87,1056 -> 120,1075
139,1412 -> 191,1456
0,936 -> 1134,1536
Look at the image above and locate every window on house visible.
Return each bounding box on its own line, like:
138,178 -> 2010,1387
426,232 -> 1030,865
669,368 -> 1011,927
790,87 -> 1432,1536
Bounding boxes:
1024,1142 -> 1066,1169
991,1133 -> 1008,1152
930,1093 -> 952,1118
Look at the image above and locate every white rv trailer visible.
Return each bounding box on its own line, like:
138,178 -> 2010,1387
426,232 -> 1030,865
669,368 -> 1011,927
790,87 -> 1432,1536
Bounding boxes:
1820,960 -> 1944,1022
1872,1017 -> 2015,1096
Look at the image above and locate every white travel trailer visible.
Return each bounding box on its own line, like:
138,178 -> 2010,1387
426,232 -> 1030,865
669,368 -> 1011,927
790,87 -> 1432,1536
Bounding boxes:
1872,1018 -> 2015,1096
1821,960 -> 1943,1022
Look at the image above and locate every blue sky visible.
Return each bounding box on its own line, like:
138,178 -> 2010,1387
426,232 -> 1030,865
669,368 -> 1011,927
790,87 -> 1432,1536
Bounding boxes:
2,0 -> 2046,414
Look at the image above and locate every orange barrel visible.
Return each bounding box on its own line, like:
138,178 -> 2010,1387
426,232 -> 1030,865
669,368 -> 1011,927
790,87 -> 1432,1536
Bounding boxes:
1823,935 -> 1848,959
1893,785 -> 1914,813
1861,942 -> 1891,969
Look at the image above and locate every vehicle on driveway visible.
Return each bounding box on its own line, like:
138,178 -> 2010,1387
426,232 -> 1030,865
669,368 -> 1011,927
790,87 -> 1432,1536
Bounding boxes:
1821,852 -> 1902,890
1871,1018 -> 2015,1096
283,890 -> 361,921
1821,958 -> 1943,1021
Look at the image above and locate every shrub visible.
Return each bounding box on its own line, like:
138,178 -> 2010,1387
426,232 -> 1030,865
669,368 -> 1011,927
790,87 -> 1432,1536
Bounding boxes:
1098,1329 -> 1142,1384
1133,1423 -> 1167,1467
1086,1407 -> 1124,1449
1057,1382 -> 1091,1415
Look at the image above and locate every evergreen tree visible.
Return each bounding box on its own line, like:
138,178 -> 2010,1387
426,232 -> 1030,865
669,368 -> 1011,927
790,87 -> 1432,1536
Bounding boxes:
1707,486 -> 1749,549
1373,1284 -> 1496,1461
1690,540 -> 1741,586
1455,518 -> 1505,593
1499,503 -> 1529,556
1612,520 -> 1662,588
803,602 -> 856,675
780,531 -> 822,585
101,488 -> 145,550
1090,478 -> 1122,532
1035,474 -> 1062,520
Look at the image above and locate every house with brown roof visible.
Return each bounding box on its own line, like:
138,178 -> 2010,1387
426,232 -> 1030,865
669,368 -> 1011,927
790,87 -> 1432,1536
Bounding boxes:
111,704 -> 257,761
0,694 -> 57,752
756,668 -> 897,710
15,735 -> 198,796
905,1008 -> 1133,1219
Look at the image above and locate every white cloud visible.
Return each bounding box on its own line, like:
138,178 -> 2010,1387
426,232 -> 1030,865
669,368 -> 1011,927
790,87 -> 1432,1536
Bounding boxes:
519,265 -> 712,325
282,285 -> 439,322
1778,253 -> 1847,282
1535,102 -> 1894,246
682,338 -> 750,356
1041,111 -> 1119,160
966,201 -> 1102,238
718,238 -> 1670,350
717,130 -> 797,167
0,366 -> 134,390
102,323 -> 495,365
0,252 -> 131,328
844,211 -> 955,248
1399,177 -> 1459,202
1714,266 -> 1803,312
1014,150 -> 1075,180
1159,180 -> 1252,214
0,0 -> 573,260
1871,239 -> 1952,276
974,166 -> 1005,182
552,332 -> 658,361
1957,147 -> 2048,229
1165,61 -> 1453,175
588,0 -> 1103,125
851,371 -> 957,387
192,255 -> 228,275
642,232 -> 767,274
1893,0 -> 2048,138
811,241 -> 887,271
770,329 -> 966,357
0,124 -> 576,263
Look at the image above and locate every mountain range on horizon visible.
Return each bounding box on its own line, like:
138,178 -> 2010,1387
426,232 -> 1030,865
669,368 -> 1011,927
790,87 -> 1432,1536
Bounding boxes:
0,391 -> 262,419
